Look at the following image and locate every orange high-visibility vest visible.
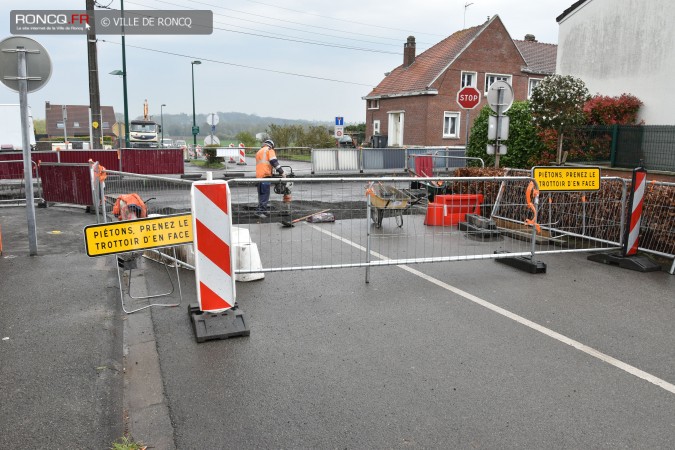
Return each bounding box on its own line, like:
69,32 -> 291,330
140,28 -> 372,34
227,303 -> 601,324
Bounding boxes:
255,145 -> 277,178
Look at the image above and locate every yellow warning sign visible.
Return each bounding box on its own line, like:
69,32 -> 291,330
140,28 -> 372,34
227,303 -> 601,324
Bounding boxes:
532,167 -> 600,192
84,213 -> 193,257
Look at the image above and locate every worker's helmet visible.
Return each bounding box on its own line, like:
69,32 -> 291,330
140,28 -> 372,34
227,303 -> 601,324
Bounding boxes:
263,139 -> 275,149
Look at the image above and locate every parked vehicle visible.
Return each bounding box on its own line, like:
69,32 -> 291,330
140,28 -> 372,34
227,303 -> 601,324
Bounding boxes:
161,138 -> 174,148
338,134 -> 356,148
0,104 -> 36,151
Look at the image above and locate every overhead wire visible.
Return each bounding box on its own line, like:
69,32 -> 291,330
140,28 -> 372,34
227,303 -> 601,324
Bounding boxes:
115,0 -> 403,54
128,0 -> 437,47
94,0 -> 459,87
132,0 -> 404,48
98,38 -> 377,87
233,0 -> 447,38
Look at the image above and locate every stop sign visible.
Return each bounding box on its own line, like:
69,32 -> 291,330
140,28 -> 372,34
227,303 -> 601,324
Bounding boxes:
456,86 -> 482,109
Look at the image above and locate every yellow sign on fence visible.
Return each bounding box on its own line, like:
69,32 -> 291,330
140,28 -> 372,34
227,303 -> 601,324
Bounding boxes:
84,213 -> 193,257
532,167 -> 601,192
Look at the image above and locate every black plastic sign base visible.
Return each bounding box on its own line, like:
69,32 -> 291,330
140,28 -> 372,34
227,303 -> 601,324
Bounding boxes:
587,252 -> 661,273
495,251 -> 547,274
459,214 -> 502,240
188,303 -> 251,343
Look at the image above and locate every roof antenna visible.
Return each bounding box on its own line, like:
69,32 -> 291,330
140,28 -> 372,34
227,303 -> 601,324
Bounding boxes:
464,2 -> 474,28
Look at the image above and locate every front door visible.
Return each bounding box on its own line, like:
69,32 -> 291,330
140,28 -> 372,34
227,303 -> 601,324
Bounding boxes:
388,112 -> 404,147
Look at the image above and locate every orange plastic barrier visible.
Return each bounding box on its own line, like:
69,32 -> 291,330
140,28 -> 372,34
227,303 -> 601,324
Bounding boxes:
424,194 -> 484,226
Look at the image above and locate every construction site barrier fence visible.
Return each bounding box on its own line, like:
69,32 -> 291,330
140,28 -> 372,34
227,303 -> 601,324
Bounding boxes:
0,148 -> 184,180
40,163 -> 93,206
89,166 -> 673,277
0,160 -> 42,206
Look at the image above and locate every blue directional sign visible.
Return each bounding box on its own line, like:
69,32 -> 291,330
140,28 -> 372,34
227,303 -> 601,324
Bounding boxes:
335,116 -> 344,126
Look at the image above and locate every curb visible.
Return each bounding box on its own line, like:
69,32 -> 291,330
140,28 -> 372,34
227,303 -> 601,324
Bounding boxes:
122,258 -> 176,449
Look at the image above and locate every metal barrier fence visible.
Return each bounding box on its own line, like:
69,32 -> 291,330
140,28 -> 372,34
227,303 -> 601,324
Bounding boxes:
90,169 -> 673,277
0,160 -> 42,206
97,170 -> 193,223
0,149 -> 184,180
642,181 -> 675,272
311,147 -> 467,174
222,175 -> 631,280
40,163 -> 94,206
565,125 -> 675,172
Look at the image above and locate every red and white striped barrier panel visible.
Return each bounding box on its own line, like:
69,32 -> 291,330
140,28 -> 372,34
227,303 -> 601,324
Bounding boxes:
623,166 -> 646,256
237,143 -> 247,165
191,179 -> 236,312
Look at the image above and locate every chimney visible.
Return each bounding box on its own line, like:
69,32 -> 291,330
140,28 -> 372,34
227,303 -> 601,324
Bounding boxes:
524,34 -> 537,42
403,36 -> 416,68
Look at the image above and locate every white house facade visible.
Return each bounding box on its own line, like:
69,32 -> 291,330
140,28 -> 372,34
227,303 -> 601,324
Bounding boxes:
556,0 -> 675,125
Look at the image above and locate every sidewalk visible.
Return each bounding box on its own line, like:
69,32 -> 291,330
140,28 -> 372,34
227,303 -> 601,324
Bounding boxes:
0,205 -> 124,449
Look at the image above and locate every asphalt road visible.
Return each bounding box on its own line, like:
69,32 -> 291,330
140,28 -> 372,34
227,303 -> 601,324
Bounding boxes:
2,165 -> 673,449
140,220 -> 675,449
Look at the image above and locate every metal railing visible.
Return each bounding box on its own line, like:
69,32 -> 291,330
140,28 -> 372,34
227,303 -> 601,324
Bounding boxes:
0,160 -> 42,206
311,146 -> 468,174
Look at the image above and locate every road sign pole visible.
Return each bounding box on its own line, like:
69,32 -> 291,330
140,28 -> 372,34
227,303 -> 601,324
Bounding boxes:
495,87 -> 503,168
17,48 -> 38,255
464,108 -> 470,150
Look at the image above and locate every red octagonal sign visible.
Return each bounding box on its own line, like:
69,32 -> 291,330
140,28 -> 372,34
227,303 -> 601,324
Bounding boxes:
456,86 -> 482,109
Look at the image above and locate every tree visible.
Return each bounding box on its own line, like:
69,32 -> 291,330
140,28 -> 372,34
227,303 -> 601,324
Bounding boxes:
235,131 -> 257,147
266,124 -> 302,148
467,102 -> 547,169
530,75 -> 590,164
295,125 -> 334,148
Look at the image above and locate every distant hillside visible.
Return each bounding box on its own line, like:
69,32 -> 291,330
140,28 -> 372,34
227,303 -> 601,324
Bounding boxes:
116,111 -> 331,139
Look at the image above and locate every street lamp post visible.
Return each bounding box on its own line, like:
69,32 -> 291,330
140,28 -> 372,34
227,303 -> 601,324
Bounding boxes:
109,69 -> 129,148
161,103 -> 166,146
191,60 -> 201,147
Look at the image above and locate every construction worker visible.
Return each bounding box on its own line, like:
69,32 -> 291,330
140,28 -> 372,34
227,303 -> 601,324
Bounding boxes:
255,139 -> 284,218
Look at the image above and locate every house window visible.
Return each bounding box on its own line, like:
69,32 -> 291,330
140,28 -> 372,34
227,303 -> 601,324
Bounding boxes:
73,122 -> 80,128
461,71 -> 477,88
528,78 -> 543,99
484,73 -> 512,93
373,120 -> 381,135
56,122 -> 64,129
368,99 -> 380,110
102,122 -> 110,129
443,112 -> 460,138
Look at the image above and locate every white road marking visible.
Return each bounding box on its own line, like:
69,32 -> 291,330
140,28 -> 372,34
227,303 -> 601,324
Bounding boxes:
308,224 -> 675,395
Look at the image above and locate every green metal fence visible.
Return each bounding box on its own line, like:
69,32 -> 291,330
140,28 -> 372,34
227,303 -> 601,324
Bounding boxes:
564,125 -> 675,171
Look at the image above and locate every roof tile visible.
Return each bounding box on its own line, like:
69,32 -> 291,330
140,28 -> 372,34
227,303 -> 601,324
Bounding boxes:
514,40 -> 558,74
368,24 -> 484,97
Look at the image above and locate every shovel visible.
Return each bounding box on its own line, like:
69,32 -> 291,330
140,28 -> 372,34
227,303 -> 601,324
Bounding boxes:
281,209 -> 331,228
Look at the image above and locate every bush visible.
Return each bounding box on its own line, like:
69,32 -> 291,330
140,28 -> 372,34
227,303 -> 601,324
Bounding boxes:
202,145 -> 222,165
467,102 -> 547,169
583,93 -> 643,125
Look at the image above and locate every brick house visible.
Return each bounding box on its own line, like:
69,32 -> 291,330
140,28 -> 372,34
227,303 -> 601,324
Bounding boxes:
45,102 -> 117,138
363,15 -> 556,147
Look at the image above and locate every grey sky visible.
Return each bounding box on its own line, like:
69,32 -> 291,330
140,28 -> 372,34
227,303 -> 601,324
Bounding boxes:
0,0 -> 573,123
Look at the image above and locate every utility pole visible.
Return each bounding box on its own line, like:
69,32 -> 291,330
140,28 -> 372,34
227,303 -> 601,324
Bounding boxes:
86,0 -> 103,148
